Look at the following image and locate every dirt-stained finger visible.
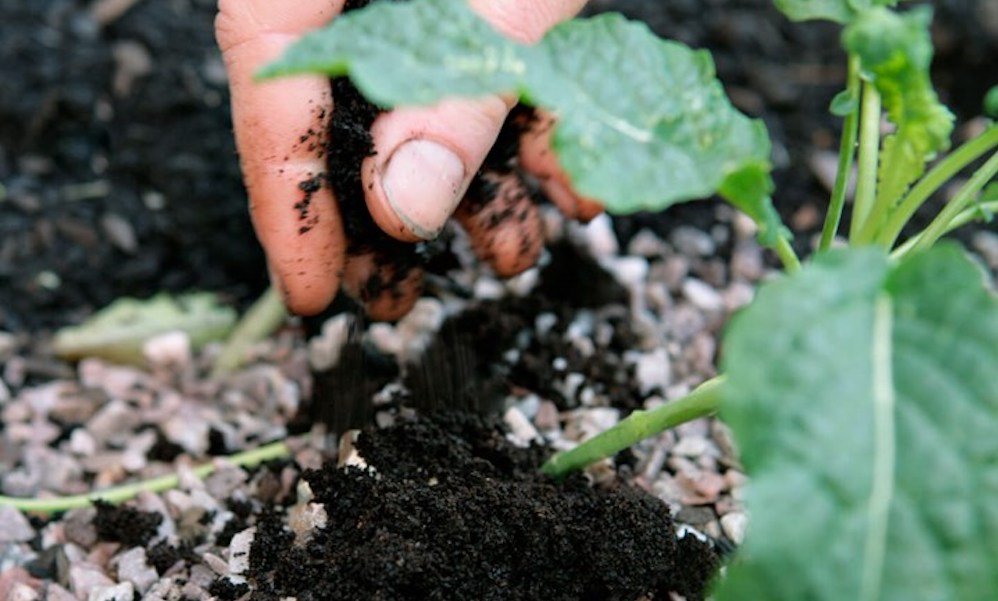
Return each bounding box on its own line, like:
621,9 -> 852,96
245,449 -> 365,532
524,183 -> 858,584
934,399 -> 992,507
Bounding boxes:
216,0 -> 347,315
455,171 -> 543,278
517,109 -> 604,223
341,248 -> 424,322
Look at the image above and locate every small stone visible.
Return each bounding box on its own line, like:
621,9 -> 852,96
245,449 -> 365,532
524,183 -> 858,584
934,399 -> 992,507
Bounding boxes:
671,226 -> 716,257
202,552 -> 231,576
63,508 -> 98,548
68,428 -> 98,456
579,214 -> 619,258
730,242 -> 764,281
89,581 -> 134,601
682,278 -> 724,313
100,213 -> 138,254
627,229 -> 668,258
504,407 -> 540,445
288,503 -> 329,545
68,564 -> 113,598
674,505 -> 716,527
632,348 -> 670,395
86,400 -> 140,445
473,277 -> 505,300
0,330 -> 17,360
534,400 -> 560,431
7,583 -> 39,601
723,281 -> 755,312
972,231 -> 998,269
0,506 -> 35,542
658,255 -> 690,291
671,436 -> 712,458
142,331 -> 191,366
113,547 -> 158,594
721,511 -> 748,545
228,528 -> 255,575
732,212 -> 758,240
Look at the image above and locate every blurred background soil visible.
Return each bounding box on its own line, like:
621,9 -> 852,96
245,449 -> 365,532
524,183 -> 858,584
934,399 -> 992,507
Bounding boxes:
1,0 -> 995,331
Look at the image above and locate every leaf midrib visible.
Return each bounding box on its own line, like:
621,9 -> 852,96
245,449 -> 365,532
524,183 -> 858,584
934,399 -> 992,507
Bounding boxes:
860,294 -> 897,601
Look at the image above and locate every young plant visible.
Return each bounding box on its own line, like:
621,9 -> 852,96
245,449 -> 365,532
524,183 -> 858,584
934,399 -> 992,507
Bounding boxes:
260,0 -> 997,598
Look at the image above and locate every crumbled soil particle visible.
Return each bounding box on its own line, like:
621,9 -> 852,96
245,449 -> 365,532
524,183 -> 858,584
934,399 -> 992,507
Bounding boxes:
245,414 -> 718,600
92,500 -> 162,547
208,577 -> 251,601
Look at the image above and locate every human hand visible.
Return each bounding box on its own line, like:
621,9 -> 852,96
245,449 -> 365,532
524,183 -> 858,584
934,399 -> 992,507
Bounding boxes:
216,0 -> 600,319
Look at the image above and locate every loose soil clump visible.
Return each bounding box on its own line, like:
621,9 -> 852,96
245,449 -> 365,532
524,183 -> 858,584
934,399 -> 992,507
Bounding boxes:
243,413 -> 719,601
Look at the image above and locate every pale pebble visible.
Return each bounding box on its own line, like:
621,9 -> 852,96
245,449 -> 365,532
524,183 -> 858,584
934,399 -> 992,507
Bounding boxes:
142,331 -> 191,366
682,278 -> 724,313
721,511 -> 748,545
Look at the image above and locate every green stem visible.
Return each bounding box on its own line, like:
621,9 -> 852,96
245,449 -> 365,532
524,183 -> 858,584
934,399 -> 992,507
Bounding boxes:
891,200 -> 998,259
820,56 -> 861,251
904,150 -> 998,255
849,82 -> 882,241
877,124 -> 998,248
0,442 -> 290,514
212,286 -> 287,377
541,377 -> 725,479
774,236 -> 802,273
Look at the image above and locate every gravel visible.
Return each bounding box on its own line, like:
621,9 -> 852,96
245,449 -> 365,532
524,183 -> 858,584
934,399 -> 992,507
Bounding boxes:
0,207 -> 773,597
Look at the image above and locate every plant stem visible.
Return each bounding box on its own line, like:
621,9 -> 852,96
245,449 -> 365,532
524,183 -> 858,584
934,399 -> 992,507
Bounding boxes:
849,82 -> 882,241
774,236 -> 802,273
212,286 -> 287,377
877,124 -> 998,248
891,200 -> 998,259
541,377 -> 724,479
0,441 -> 290,514
904,150 -> 998,255
819,55 -> 861,251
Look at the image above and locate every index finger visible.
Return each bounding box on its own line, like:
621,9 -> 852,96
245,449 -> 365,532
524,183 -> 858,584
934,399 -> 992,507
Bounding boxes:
216,0 -> 346,315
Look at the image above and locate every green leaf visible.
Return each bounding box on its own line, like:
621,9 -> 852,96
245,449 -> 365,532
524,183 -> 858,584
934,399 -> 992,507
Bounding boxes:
844,7 -> 955,212
772,0 -> 900,23
257,0 -> 521,106
260,0 -> 773,216
829,89 -> 858,116
53,293 -> 237,364
715,245 -> 998,600
984,85 -> 998,119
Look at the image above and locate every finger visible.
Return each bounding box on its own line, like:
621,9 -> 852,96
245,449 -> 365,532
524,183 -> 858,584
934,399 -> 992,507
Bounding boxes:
455,171 -> 543,277
362,0 -> 589,243
341,249 -> 424,322
216,0 -> 346,315
518,109 -> 604,223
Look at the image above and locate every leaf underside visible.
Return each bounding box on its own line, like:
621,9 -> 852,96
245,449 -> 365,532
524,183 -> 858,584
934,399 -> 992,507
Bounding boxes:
773,0 -> 901,23
716,245 -> 998,600
260,0 -> 773,218
53,293 -> 237,364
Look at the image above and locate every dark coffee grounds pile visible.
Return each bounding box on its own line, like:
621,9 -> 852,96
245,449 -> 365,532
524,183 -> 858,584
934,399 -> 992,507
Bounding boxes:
244,414 -> 718,600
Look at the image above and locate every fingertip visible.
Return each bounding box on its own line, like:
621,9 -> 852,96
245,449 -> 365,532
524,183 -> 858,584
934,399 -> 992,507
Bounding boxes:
456,172 -> 543,278
341,250 -> 424,321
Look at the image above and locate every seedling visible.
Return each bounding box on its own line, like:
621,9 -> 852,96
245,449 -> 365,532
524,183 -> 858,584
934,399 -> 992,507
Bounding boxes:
259,0 -> 997,598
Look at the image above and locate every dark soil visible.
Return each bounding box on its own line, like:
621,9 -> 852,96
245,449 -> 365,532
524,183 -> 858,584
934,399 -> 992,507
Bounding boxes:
243,413 -> 719,601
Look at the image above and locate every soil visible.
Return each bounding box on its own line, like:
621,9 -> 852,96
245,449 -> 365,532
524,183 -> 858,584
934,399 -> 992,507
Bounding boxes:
243,413 -> 719,601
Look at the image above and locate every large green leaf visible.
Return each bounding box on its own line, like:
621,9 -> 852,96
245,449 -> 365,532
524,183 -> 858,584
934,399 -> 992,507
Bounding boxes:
844,7 -> 954,213
259,0 -> 773,217
715,245 -> 998,600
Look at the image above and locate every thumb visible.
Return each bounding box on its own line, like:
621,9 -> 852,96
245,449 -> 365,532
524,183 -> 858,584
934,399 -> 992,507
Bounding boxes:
362,0 -> 588,242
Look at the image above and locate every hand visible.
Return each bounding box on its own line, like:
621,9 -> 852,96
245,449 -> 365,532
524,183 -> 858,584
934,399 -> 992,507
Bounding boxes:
216,0 -> 600,319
